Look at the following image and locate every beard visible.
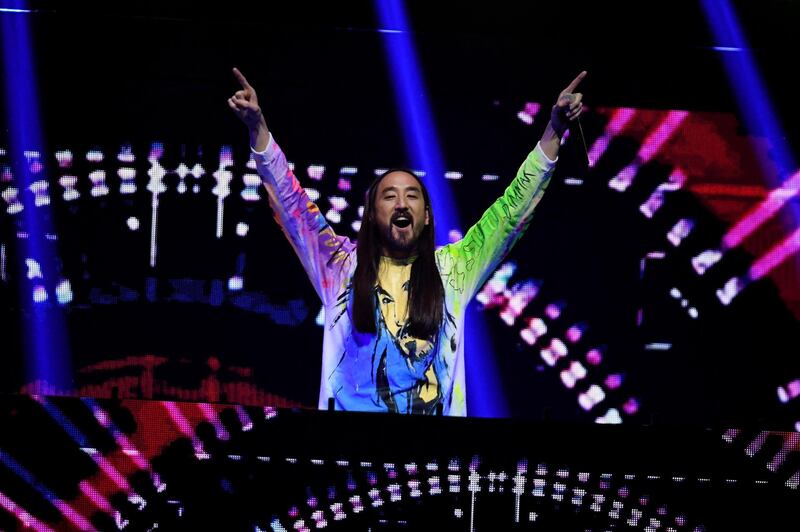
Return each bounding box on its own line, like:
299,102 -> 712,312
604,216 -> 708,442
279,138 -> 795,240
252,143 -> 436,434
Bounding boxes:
380,220 -> 424,256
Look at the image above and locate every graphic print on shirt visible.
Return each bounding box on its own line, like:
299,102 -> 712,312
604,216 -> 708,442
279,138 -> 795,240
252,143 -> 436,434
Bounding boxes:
374,278 -> 441,414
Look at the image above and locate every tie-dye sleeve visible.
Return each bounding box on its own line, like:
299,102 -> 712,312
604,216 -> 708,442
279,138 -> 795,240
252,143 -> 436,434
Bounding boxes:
437,142 -> 556,301
252,135 -> 354,305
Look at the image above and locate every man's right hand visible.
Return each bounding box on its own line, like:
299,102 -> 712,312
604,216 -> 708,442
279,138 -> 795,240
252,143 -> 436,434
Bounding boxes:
228,67 -> 270,150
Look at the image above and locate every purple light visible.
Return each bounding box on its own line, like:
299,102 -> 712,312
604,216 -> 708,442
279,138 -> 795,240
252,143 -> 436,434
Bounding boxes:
545,303 -> 562,320
199,403 -> 230,441
55,149 -> 73,167
639,111 -> 689,162
307,164 -> 325,180
640,168 -> 687,218
604,374 -> 623,389
587,108 -> 636,166
777,379 -> 800,403
448,229 -> 463,243
0,490 -> 54,532
723,169 -> 800,249
500,281 -> 539,325
565,324 -> 584,343
623,398 -> 639,415
667,218 -> 695,246
516,102 -> 541,125
609,111 -> 689,192
716,275 -> 747,305
748,225 -> 800,281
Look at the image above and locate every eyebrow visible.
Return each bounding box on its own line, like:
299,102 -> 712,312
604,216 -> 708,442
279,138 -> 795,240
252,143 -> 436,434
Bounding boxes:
381,185 -> 422,194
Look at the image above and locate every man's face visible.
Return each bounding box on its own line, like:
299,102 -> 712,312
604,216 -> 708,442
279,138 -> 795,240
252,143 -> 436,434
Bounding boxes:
374,171 -> 430,258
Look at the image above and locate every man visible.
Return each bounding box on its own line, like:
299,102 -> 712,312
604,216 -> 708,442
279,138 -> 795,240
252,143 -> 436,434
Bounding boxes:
229,67 -> 585,415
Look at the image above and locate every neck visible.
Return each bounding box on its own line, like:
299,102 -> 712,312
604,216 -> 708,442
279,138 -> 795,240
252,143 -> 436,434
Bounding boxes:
380,244 -> 418,260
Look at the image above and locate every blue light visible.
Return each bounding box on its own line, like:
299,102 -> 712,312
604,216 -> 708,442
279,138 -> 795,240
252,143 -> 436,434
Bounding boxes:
2,1 -> 71,388
375,0 -> 506,417
39,398 -> 91,447
375,0 -> 454,244
702,0 -> 798,225
0,449 -> 61,503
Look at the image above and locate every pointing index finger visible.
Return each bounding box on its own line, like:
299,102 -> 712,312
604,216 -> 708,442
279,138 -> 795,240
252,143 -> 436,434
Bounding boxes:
563,70 -> 587,94
232,67 -> 252,90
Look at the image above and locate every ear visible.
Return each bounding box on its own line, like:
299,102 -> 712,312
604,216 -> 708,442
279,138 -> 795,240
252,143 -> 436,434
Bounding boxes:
424,207 -> 430,226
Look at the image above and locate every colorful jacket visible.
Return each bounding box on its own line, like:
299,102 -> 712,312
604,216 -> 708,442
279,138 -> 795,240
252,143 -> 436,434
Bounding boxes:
254,135 -> 555,415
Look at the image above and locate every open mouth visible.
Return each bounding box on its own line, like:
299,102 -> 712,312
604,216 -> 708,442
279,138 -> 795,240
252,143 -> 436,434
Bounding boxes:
392,215 -> 412,229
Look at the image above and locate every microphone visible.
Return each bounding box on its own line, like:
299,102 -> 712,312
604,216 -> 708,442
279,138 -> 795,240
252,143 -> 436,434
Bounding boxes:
565,92 -> 590,167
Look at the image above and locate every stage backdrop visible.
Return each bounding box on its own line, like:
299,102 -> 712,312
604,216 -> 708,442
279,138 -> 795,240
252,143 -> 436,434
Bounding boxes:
1,2 -> 799,429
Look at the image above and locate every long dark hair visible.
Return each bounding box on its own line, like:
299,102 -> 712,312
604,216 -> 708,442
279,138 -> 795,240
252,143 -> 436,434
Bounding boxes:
352,168 -> 445,339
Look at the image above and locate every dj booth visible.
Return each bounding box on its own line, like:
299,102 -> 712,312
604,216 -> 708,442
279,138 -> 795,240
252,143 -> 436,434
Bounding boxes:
0,394 -> 797,531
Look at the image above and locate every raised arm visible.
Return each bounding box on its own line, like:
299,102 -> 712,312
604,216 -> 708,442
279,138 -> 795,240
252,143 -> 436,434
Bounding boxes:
228,68 -> 353,304
438,71 -> 587,300
540,70 -> 586,160
228,68 -> 271,151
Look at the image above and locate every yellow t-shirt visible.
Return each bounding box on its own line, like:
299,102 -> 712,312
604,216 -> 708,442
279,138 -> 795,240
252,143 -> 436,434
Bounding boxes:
377,256 -> 438,403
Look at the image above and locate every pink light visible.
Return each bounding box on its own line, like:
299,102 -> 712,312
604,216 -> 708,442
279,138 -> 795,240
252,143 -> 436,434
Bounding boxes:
586,135 -> 609,167
163,402 -> 204,454
116,434 -> 150,471
307,165 -> 325,180
639,168 -> 687,218
476,262 -> 516,307
337,178 -> 351,191
607,108 -> 637,136
638,111 -> 689,163
716,276 -> 747,305
777,379 -> 800,403
148,143 -> 164,160
0,490 -> 55,532
448,229 -> 463,243
667,218 -> 694,247
610,111 -> 688,192
85,402 -> 150,470
51,500 -> 93,531
622,397 -> 639,416
540,339 -> 567,367
550,338 -> 568,357
199,403 -> 230,441
560,361 -> 587,389
586,349 -> 602,365
236,405 -> 254,431
587,108 -> 637,166
608,161 -> 641,192
722,169 -> 800,249
520,328 -> 537,346
55,149 -> 73,168
565,325 -> 583,343
604,374 -> 623,390
517,102 -> 541,125
499,281 -> 538,325
748,225 -> 800,281
78,480 -> 113,512
96,455 -> 132,492
545,303 -> 562,320
219,146 -> 234,164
